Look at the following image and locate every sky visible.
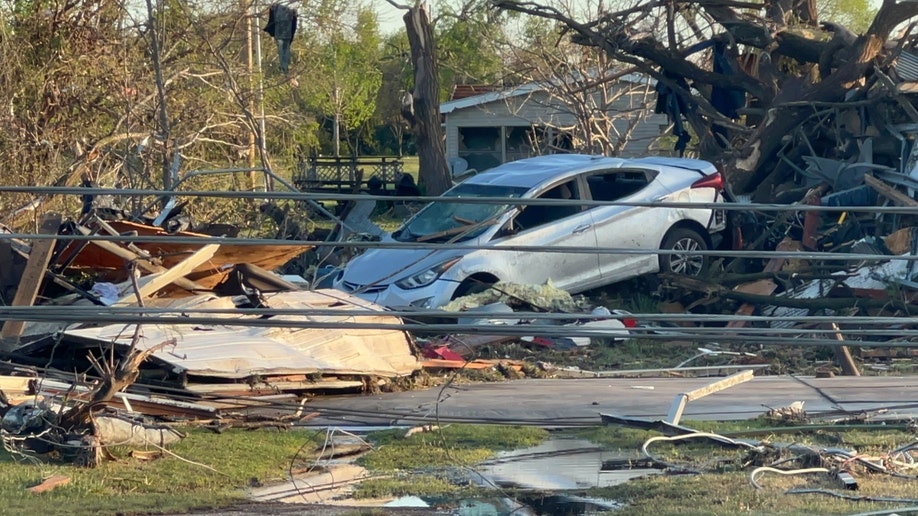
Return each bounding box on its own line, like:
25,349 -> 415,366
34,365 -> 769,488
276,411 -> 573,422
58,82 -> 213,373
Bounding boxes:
375,3 -> 409,35
376,0 -> 888,36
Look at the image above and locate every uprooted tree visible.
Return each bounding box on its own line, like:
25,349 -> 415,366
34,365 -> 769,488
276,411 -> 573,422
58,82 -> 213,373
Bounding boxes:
493,0 -> 918,198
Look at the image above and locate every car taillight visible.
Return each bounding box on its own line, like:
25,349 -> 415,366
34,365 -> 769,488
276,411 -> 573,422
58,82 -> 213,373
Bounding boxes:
622,317 -> 637,328
691,172 -> 723,190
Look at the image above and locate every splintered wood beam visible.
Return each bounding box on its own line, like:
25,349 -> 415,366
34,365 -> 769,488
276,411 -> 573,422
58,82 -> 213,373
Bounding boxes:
72,223 -> 204,292
666,369 -> 755,425
1,214 -> 62,344
864,174 -> 918,207
114,243 -> 219,305
831,323 -> 861,376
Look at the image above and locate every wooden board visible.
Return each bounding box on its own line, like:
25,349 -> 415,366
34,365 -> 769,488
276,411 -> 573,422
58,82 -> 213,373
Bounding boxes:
114,244 -> 219,305
58,220 -> 310,290
1,214 -> 61,343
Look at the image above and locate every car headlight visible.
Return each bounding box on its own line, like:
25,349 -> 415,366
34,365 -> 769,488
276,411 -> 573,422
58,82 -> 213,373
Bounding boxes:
395,258 -> 460,290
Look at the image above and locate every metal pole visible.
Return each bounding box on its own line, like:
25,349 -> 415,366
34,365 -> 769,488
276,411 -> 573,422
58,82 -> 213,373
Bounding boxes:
246,0 -> 256,190
253,1 -> 272,191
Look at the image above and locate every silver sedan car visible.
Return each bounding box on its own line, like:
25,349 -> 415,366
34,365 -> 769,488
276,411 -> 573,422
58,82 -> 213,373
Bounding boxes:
334,154 -> 728,309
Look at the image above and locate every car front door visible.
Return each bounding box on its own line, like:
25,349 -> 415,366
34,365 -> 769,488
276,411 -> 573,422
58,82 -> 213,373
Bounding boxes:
492,179 -> 602,292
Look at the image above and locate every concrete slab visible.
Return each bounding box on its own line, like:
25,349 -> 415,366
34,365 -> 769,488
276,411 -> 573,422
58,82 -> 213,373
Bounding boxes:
304,375 -> 918,427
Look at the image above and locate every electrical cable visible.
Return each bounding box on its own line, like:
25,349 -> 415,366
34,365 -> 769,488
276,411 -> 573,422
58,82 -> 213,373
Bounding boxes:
786,488 -> 918,504
749,466 -> 830,489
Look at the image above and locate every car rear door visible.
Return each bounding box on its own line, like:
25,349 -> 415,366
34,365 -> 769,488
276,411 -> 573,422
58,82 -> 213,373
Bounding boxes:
492,178 -> 602,292
586,169 -> 668,281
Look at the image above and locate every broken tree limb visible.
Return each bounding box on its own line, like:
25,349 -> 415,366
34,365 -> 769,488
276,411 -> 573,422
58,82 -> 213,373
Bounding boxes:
661,273 -> 908,312
27,475 -> 71,494
57,338 -> 175,430
92,413 -> 184,448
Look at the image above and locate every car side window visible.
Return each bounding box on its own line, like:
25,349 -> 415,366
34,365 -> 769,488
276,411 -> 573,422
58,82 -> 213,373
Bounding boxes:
513,180 -> 582,230
586,170 -> 653,203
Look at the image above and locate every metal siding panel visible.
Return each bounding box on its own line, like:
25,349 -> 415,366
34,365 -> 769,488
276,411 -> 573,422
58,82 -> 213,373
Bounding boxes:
62,290 -> 420,379
896,51 -> 918,82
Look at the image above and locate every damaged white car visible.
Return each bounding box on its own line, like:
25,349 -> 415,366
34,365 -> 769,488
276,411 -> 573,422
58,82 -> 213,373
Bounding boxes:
334,154 -> 728,309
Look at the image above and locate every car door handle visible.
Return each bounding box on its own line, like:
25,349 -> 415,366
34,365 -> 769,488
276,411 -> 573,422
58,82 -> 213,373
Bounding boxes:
573,224 -> 592,234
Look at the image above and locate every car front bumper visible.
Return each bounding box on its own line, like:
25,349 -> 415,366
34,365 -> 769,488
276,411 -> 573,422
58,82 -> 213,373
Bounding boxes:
334,278 -> 457,310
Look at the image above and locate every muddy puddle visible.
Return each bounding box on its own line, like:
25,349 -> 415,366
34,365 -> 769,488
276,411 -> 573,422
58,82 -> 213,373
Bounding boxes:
476,437 -> 660,490
251,435 -> 651,514
450,437 -> 661,514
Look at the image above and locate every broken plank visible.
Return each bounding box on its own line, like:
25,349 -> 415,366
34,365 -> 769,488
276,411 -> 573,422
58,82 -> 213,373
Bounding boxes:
72,223 -> 204,292
726,238 -> 796,328
34,378 -> 218,419
864,174 -> 918,207
0,375 -> 35,404
421,359 -> 525,370
114,243 -> 219,305
184,380 -> 366,395
1,214 -> 62,345
666,370 -> 755,425
27,475 -> 71,494
831,323 -> 861,377
801,184 -> 829,251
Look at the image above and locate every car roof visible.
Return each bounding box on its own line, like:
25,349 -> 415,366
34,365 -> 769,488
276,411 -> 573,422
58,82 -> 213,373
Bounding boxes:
463,154 -> 714,190
465,154 -> 624,189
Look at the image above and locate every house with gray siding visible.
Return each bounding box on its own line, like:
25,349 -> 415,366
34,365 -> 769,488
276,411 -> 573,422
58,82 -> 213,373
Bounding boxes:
440,76 -> 671,175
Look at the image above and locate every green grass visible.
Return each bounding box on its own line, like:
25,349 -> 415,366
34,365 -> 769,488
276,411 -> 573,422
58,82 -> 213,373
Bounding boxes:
0,427 -> 322,516
569,420 -> 918,515
400,156 -> 419,178
6,419 -> 915,515
360,424 -> 547,471
588,470 -> 914,515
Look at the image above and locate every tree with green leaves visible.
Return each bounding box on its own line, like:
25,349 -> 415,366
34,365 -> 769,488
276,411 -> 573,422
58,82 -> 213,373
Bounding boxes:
376,31 -> 414,156
297,2 -> 383,156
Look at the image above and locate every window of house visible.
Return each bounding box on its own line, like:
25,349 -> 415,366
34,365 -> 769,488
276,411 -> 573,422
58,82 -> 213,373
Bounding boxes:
459,127 -> 501,172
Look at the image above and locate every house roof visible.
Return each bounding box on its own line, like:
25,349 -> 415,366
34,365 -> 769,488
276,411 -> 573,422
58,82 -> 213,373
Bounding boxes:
440,72 -> 652,115
441,83 -> 543,114
450,84 -> 501,100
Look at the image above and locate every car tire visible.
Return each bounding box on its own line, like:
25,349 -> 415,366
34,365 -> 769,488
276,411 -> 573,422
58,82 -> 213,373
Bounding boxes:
659,227 -> 708,277
452,277 -> 495,299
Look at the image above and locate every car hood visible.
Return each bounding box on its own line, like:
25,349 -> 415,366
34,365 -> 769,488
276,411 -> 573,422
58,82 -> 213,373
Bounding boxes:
340,244 -> 468,286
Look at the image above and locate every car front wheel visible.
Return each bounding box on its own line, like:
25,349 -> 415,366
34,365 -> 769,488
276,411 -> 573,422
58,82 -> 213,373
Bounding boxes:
452,277 -> 496,299
660,228 -> 708,276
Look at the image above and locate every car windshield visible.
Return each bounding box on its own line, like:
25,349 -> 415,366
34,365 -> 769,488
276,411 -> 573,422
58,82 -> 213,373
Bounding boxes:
394,183 -> 528,242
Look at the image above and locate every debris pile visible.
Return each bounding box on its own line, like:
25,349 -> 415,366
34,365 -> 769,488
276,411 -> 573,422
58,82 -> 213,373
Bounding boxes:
0,209 -> 423,466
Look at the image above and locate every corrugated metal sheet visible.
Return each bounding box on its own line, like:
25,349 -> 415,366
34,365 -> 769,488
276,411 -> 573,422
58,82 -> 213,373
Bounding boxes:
61,290 -> 419,379
896,50 -> 918,82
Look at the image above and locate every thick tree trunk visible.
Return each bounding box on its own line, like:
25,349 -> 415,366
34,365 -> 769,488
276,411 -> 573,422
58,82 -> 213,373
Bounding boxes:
403,5 -> 451,196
